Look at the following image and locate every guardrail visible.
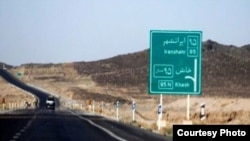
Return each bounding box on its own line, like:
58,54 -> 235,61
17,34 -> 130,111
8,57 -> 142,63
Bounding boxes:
0,101 -> 36,111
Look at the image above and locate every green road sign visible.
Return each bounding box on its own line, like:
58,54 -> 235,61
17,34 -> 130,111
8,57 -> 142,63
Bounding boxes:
17,72 -> 22,79
149,30 -> 202,95
17,72 -> 22,76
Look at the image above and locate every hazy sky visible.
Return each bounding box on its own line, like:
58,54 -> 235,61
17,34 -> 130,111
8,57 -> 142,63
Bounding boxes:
0,0 -> 249,66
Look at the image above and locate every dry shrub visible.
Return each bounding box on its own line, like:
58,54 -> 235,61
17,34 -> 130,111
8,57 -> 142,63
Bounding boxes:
160,127 -> 173,136
150,122 -> 158,131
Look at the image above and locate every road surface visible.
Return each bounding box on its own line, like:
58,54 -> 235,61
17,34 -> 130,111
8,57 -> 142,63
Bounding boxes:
0,109 -> 172,141
0,69 -> 172,141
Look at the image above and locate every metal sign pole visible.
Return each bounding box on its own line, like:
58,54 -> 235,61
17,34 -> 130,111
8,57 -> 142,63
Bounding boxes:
187,94 -> 190,120
160,94 -> 163,120
158,94 -> 163,131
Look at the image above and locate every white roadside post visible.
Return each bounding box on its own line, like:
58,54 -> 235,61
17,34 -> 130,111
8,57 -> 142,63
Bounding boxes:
116,100 -> 119,121
157,104 -> 162,131
101,101 -> 104,115
3,103 -> 5,110
92,100 -> 95,113
200,103 -> 206,121
157,94 -> 163,131
2,98 -> 6,110
132,101 -> 136,122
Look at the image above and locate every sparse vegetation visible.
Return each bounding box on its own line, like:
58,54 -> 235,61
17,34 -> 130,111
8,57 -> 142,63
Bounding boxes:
161,127 -> 173,136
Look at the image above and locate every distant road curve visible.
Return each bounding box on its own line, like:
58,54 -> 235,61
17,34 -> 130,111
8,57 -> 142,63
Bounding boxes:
0,69 -> 57,109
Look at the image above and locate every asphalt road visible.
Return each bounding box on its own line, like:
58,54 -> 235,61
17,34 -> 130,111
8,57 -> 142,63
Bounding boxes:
0,109 -> 172,141
0,69 -> 51,108
0,69 -> 172,141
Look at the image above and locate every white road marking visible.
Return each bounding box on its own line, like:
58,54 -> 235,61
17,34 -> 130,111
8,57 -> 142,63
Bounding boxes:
13,135 -> 19,139
20,128 -> 26,132
10,111 -> 39,141
69,110 -> 127,141
11,132 -> 21,140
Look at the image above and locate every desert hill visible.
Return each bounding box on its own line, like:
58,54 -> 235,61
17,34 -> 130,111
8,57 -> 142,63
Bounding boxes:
6,39 -> 250,99
73,39 -> 250,98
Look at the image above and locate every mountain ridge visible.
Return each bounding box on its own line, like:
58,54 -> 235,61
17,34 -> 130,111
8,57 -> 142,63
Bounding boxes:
3,39 -> 250,98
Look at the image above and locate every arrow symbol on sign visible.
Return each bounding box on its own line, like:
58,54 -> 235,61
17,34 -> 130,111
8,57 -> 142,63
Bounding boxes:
184,59 -> 197,92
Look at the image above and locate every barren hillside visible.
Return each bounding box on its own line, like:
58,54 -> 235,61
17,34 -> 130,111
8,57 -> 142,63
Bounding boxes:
6,39 -> 250,99
72,39 -> 250,98
2,40 -> 250,134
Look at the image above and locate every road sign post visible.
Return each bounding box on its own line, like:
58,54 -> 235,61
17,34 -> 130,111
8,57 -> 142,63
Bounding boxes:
149,30 -> 202,95
116,101 -> 119,121
132,101 -> 136,121
187,94 -> 190,120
